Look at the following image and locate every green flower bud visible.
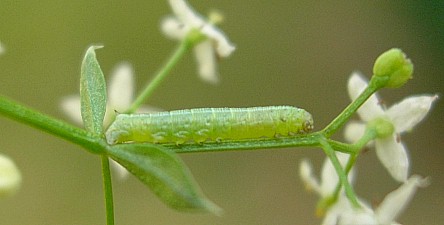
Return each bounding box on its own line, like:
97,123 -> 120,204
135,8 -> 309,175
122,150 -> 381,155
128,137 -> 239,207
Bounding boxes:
367,117 -> 395,139
373,48 -> 414,88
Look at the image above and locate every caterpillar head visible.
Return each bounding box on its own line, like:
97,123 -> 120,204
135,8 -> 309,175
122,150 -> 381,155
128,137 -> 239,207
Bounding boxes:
289,109 -> 314,134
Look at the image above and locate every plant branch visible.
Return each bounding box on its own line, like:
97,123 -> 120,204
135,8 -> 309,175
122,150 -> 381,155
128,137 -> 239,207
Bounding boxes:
319,137 -> 360,208
322,81 -> 379,137
126,40 -> 193,114
0,95 -> 105,154
158,132 -> 323,153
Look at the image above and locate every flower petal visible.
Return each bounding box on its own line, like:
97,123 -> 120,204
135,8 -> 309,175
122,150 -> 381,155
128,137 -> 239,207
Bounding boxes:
323,194 -> 377,225
167,0 -> 235,58
375,175 -> 429,224
194,41 -> 218,84
386,95 -> 438,133
299,159 -> 322,195
61,95 -> 83,125
320,153 -> 352,196
347,72 -> 369,101
344,121 -> 366,143
375,136 -> 409,182
108,62 -> 134,112
161,16 -> 188,40
168,0 -> 205,28
347,72 -> 384,121
322,205 -> 342,225
200,24 -> 236,57
322,196 -> 362,225
338,210 -> 378,225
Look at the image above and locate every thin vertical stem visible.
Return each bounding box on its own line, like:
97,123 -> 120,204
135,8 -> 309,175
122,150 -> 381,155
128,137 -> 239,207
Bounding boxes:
330,127 -> 378,200
126,40 -> 193,114
319,138 -> 360,208
101,156 -> 114,225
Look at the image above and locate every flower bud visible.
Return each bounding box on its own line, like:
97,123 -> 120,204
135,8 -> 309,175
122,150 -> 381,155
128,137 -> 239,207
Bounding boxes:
0,154 -> 21,197
373,48 -> 413,88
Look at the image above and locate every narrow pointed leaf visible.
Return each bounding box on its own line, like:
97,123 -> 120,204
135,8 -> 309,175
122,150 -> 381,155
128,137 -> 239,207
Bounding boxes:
80,45 -> 107,135
106,144 -> 221,215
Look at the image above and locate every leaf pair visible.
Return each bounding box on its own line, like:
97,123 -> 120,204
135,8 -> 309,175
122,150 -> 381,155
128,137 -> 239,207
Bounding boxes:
80,46 -> 220,214
107,144 -> 221,214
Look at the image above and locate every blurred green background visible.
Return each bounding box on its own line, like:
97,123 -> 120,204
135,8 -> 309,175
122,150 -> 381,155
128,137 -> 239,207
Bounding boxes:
1,1 -> 443,224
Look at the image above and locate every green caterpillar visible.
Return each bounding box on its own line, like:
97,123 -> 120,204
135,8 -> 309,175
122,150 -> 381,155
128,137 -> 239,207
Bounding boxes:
105,106 -> 314,145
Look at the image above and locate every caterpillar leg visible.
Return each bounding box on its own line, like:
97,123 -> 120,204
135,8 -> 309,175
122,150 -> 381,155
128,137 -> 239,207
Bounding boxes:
193,129 -> 209,144
173,131 -> 190,145
152,132 -> 167,143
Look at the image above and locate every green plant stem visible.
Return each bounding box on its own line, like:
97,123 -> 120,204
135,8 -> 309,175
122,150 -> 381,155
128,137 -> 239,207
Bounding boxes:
329,127 -> 378,205
101,156 -> 114,225
126,40 -> 193,114
0,94 -> 346,155
164,132 -> 323,153
326,152 -> 359,208
0,93 -> 367,157
322,78 -> 380,138
326,139 -> 355,153
0,95 -> 104,154
319,137 -> 360,208
342,127 -> 377,177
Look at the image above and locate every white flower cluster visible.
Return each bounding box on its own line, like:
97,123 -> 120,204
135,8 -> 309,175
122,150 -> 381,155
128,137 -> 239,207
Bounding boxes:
161,0 -> 235,83
345,73 -> 437,182
301,72 -> 437,224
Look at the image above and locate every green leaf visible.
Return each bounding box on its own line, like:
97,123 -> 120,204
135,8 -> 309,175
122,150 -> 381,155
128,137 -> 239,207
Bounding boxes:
80,45 -> 107,136
106,144 -> 222,215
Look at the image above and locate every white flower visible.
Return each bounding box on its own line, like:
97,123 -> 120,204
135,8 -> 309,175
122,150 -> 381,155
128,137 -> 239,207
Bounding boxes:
161,0 -> 236,84
344,72 -> 437,182
300,152 -> 354,198
322,194 -> 375,225
61,62 -> 159,179
325,175 -> 428,225
0,154 -> 21,197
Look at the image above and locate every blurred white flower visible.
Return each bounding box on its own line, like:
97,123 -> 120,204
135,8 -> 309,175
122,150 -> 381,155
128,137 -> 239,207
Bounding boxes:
323,175 -> 428,225
161,0 -> 236,84
300,152 -> 354,198
61,62 -> 159,179
0,41 -> 5,55
344,72 -> 437,182
322,193 -> 375,225
0,154 -> 21,197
